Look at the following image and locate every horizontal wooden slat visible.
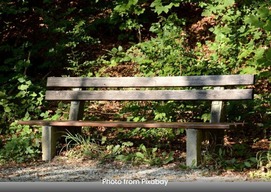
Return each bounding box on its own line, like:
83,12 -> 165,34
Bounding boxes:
47,75 -> 255,88
18,120 -> 245,129
45,89 -> 253,101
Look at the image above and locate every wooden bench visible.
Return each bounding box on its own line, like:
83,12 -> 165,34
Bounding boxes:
18,75 -> 255,166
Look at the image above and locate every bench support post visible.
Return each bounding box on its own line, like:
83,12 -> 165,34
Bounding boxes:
42,126 -> 56,161
68,88 -> 85,134
186,129 -> 202,167
210,100 -> 225,146
203,87 -> 225,151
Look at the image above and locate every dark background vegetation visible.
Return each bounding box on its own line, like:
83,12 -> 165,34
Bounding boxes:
0,0 -> 270,175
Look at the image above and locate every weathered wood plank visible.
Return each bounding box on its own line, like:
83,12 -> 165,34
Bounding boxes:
69,88 -> 85,121
208,87 -> 226,148
18,120 -> 245,129
68,88 -> 85,135
45,89 -> 253,101
47,75 -> 255,88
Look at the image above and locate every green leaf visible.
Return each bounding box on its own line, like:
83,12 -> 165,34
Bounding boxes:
201,113 -> 210,122
18,77 -> 25,83
150,0 -> 170,15
112,145 -> 120,154
152,147 -> 157,153
129,0 -> 138,6
264,20 -> 271,31
254,47 -> 265,60
202,9 -> 212,17
18,84 -> 29,91
258,7 -> 270,18
4,106 -> 11,113
30,92 -> 37,97
101,136 -> 107,144
240,66 -> 257,74
0,91 -> 5,98
156,6 -> 169,15
163,151 -> 174,164
123,141 -> 133,147
244,15 -> 258,25
133,116 -> 141,122
135,152 -> 144,159
224,0 -> 235,7
26,147 -> 34,154
244,161 -> 251,168
150,0 -> 161,8
140,144 -> 147,153
249,157 -> 257,163
115,154 -> 128,161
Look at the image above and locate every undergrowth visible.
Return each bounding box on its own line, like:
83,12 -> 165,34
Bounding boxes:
62,131 -> 175,166
61,130 -> 271,176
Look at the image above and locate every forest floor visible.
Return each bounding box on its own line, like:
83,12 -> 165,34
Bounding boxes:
1,132 -> 270,182
0,156 -> 269,182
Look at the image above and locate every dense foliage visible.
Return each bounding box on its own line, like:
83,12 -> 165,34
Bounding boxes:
0,0 -> 270,173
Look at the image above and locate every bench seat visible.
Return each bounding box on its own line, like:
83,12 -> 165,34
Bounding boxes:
18,120 -> 244,129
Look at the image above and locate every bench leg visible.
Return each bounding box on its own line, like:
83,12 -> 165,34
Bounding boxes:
42,126 -> 57,161
186,129 -> 202,167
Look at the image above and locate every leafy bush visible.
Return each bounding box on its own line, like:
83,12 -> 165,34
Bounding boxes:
0,76 -> 45,162
202,144 -> 258,171
0,0 -> 270,167
0,124 -> 41,163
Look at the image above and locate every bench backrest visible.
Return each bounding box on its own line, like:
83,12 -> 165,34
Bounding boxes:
45,75 -> 255,101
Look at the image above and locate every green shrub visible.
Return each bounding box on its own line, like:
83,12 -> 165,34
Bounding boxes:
0,124 -> 41,163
